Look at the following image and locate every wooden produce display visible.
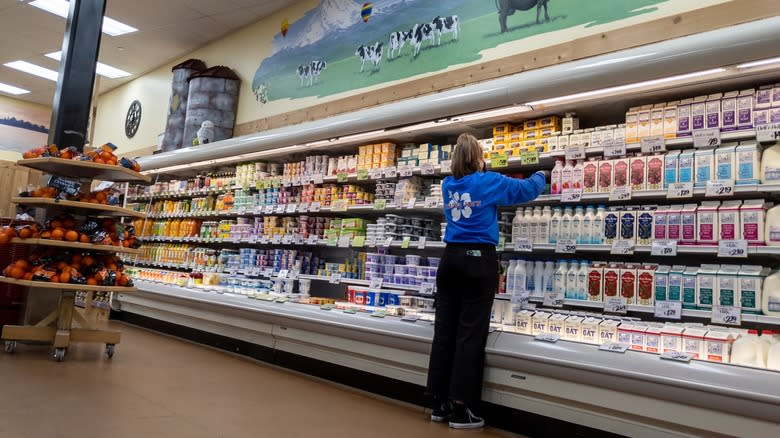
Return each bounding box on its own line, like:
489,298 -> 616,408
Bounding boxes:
0,157 -> 148,361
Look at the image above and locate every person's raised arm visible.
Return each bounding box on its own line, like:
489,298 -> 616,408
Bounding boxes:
490,171 -> 547,206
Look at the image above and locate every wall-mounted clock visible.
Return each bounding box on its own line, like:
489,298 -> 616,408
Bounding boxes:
125,100 -> 141,138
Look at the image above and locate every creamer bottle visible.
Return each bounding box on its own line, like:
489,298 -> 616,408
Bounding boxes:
538,206 -> 552,243
505,260 -> 518,296
551,160 -> 564,194
561,207 -> 574,240
519,208 -> 530,239
534,261 -> 545,297
543,261 -> 555,296
592,205 -> 606,244
526,208 -> 537,243
554,261 -> 569,297
511,208 -> 524,244
550,207 -> 562,243
572,160 -> 585,189
561,160 -> 574,190
572,206 -> 584,243
566,261 -> 579,300
582,206 -> 595,245
577,260 -> 590,300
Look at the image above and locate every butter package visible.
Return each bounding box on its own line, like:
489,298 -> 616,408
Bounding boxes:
664,150 -> 680,188
581,317 -> 602,344
683,327 -> 709,359
706,93 -> 722,130
637,264 -> 656,306
661,325 -> 685,353
664,102 -> 678,139
625,108 -> 639,143
697,264 -> 720,310
564,315 -> 584,341
738,89 -> 755,129
694,148 -> 715,188
678,149 -> 695,184
691,96 -> 708,131
736,143 -> 762,185
629,155 -> 646,191
651,104 -> 665,137
716,264 -> 741,307
682,266 -> 699,309
677,98 -> 693,137
654,265 -> 671,302
647,154 -> 664,190
721,91 -> 739,131
715,145 -> 737,181
598,319 -> 620,345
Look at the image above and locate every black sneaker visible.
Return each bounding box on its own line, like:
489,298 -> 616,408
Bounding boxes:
448,404 -> 484,429
430,400 -> 452,422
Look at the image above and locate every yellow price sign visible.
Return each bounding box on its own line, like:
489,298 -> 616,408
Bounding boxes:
337,172 -> 349,183
401,237 -> 411,249
356,169 -> 369,180
520,150 -> 539,165
491,152 -> 508,168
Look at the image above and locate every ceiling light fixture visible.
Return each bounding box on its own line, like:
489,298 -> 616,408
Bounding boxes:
0,82 -> 30,95
454,105 -> 533,122
736,57 -> 780,69
45,51 -> 131,78
29,0 -> 138,36
524,68 -> 726,106
3,60 -> 59,81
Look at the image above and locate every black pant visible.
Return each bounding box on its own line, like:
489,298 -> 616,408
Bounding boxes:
426,243 -> 498,406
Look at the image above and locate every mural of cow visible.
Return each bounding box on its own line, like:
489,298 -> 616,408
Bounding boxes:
296,64 -> 310,86
496,0 -> 550,33
297,61 -> 326,87
412,22 -> 435,57
355,42 -> 383,72
432,15 -> 460,46
388,30 -> 413,60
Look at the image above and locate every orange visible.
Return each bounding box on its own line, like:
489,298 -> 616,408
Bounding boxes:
18,228 -> 32,239
23,273 -> 33,281
93,158 -> 106,164
57,261 -> 69,271
71,254 -> 83,265
0,234 -> 9,245
86,277 -> 98,286
3,227 -> 16,238
95,191 -> 107,202
50,229 -> 64,240
50,219 -> 63,229
40,230 -> 52,239
58,271 -> 70,284
64,230 -> 79,242
14,260 -> 30,270
88,198 -> 99,204
49,274 -> 59,283
79,234 -> 90,243
82,256 -> 95,267
9,267 -> 24,279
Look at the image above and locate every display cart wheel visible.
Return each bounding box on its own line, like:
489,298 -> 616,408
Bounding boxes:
4,341 -> 16,353
53,348 -> 65,362
105,344 -> 115,359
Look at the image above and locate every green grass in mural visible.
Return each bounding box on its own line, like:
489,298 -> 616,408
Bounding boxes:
260,0 -> 663,102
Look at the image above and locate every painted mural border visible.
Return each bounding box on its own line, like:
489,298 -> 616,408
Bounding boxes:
234,0 -> 776,138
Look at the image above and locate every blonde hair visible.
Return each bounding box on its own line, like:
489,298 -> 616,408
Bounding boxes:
451,133 -> 483,179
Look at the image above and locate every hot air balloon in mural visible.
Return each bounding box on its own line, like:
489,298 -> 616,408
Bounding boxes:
280,18 -> 289,37
361,3 -> 372,23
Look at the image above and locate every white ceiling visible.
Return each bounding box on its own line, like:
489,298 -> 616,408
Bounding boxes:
0,0 -> 296,106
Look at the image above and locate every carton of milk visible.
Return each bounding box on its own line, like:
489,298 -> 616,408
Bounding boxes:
721,91 -> 739,131
716,264 -> 741,307
661,325 -> 686,353
740,199 -> 766,246
617,322 -> 634,346
532,311 -> 552,335
654,265 -> 671,302
668,265 -> 686,302
547,313 -> 567,338
691,96 -> 708,131
664,102 -> 678,139
581,317 -> 602,344
644,324 -> 663,354
694,148 -> 715,188
664,150 -> 680,189
739,265 -> 767,314
736,142 -> 762,185
651,104 -> 665,137
682,266 -> 699,310
704,329 -> 735,363
630,324 -> 648,351
697,264 -> 720,310
598,319 -> 620,344
678,149 -> 695,184
515,309 -> 534,334
715,145 -> 737,181
737,89 -> 755,130
625,108 -> 639,143
564,315 -> 584,341
719,200 -> 743,241
706,93 -> 722,130
637,105 -> 652,139
683,326 -> 709,359
697,201 -> 720,245
677,98 -> 693,137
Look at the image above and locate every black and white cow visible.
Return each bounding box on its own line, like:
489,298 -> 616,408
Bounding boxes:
412,22 -> 435,57
388,30 -> 412,60
296,64 -> 310,87
309,60 -> 326,85
355,42 -> 383,72
432,15 -> 459,46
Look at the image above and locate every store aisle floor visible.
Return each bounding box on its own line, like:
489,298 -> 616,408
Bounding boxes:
0,321 -> 523,438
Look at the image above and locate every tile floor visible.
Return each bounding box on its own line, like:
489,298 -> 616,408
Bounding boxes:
0,321 -> 523,438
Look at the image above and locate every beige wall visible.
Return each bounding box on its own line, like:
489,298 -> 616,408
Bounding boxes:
0,94 -> 50,161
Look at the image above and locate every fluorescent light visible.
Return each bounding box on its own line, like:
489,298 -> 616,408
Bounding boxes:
339,129 -> 385,142
0,82 -> 30,95
525,68 -> 726,106
736,57 -> 780,69
399,120 -> 454,132
4,61 -> 58,81
29,0 -> 138,36
46,51 -> 130,78
454,105 -> 532,122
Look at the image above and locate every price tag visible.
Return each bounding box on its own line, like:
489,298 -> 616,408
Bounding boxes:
496,236 -> 505,252
661,351 -> 693,363
262,268 -> 273,277
248,236 -> 258,244
651,239 -> 677,256
599,343 -> 630,353
384,167 -> 397,178
382,237 -> 394,248
440,160 -> 452,174
543,292 -> 564,308
705,179 -> 735,197
370,311 -> 387,318
282,178 -> 292,188
602,139 -> 626,158
369,168 -> 383,180
337,236 -> 351,248
640,135 -> 666,154
667,182 -> 694,198
534,333 -> 560,343
654,301 -> 682,320
337,172 -> 349,183
406,197 -> 417,209
718,240 -> 748,258
490,152 -> 508,168
351,236 -> 365,248
275,205 -> 286,214
610,240 -> 634,255
271,235 -> 282,244
420,282 -> 435,295
561,188 -> 583,203
293,176 -> 302,186
281,235 -> 293,244
298,203 -> 309,213
609,186 -> 632,201
309,202 -> 321,212
396,165 -> 412,177
260,236 -> 270,244
401,315 -> 421,323
329,273 -> 342,284
604,297 -> 628,314
520,150 -> 539,165
421,163 -> 435,176
331,199 -> 349,212
756,122 -> 780,142
320,304 -> 335,311
313,174 -> 324,184
374,199 -> 387,210
711,305 -> 742,325
369,277 -> 384,289
513,238 -> 532,252
693,128 -> 721,148
307,235 -> 319,245
555,239 -> 576,254
286,204 -> 297,214
565,144 -> 586,160
417,236 -> 427,249
424,197 -> 439,209
277,269 -> 289,279
401,237 -> 411,249
237,207 -> 247,215
356,169 -> 369,180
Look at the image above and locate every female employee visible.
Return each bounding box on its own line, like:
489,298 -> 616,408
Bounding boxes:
426,133 -> 547,429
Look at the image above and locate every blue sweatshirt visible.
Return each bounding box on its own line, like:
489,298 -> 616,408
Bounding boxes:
442,171 -> 546,245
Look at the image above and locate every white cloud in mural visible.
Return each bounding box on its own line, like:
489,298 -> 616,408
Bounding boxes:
274,0 -> 361,53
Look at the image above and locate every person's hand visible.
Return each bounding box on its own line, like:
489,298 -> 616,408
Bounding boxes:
535,170 -> 550,180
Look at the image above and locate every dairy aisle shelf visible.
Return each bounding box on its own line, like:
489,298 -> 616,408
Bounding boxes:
141,202 -> 443,220
504,242 -> 780,256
